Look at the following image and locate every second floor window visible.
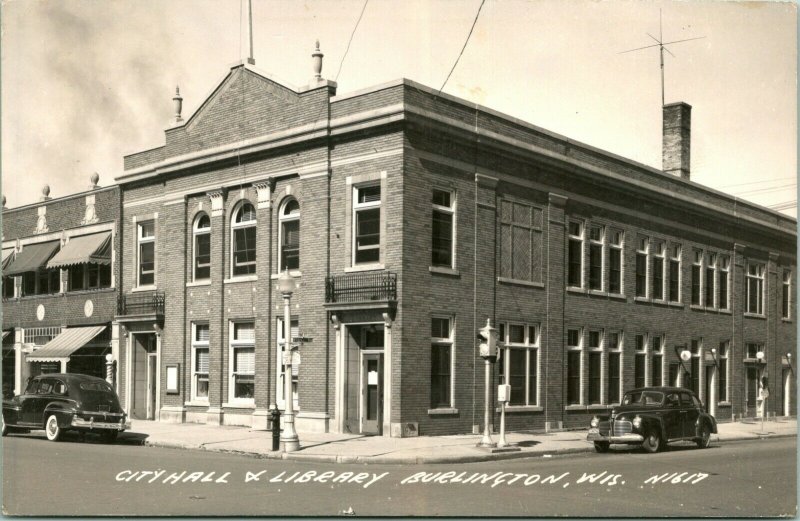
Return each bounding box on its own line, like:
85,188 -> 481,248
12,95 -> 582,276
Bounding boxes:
608,230 -> 623,294
232,202 -> 257,277
691,250 -> 702,306
588,225 -> 604,291
651,240 -> 665,300
705,253 -> 717,308
783,271 -> 792,319
353,185 -> 381,265
668,244 -> 681,302
138,222 -> 155,286
432,189 -> 455,268
23,269 -> 60,296
279,199 -> 300,271
746,262 -> 765,315
68,263 -> 111,291
567,221 -> 584,287
719,256 -> 730,310
193,214 -> 211,281
500,200 -> 543,282
635,237 -> 648,298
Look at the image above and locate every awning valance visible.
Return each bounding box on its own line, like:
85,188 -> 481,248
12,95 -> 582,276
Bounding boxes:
26,326 -> 106,362
47,232 -> 111,269
2,248 -> 14,270
5,241 -> 60,276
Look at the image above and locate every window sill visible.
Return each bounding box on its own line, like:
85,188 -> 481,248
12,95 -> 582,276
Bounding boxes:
782,318 -> 793,323
430,266 -> 460,277
564,405 -> 587,411
224,275 -> 258,284
743,312 -> 767,320
270,271 -> 302,279
185,400 -> 210,407
186,280 -> 211,287
718,402 -> 732,407
689,304 -> 731,314
587,404 -> 611,410
344,264 -> 384,273
131,285 -> 157,293
498,277 -> 542,288
427,407 -> 459,415
222,401 -> 256,409
495,405 -> 543,413
566,286 -> 586,294
587,289 -> 627,301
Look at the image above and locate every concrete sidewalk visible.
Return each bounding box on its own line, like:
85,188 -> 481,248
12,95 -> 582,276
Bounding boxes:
119,418 -> 797,465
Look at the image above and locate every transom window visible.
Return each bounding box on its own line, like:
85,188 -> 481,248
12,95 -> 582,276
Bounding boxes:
231,203 -> 257,277
279,199 -> 300,271
353,185 -> 381,265
193,214 -> 211,281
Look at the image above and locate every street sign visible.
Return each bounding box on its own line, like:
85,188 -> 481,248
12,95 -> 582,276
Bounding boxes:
282,352 -> 292,365
292,351 -> 301,366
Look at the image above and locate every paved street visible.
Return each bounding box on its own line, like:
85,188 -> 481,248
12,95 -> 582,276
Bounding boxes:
3,432 -> 796,517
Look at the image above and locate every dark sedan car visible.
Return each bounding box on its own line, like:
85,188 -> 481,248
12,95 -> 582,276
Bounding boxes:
587,387 -> 717,453
2,373 -> 130,443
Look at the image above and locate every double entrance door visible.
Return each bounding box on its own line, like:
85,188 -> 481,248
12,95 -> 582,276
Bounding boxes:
344,324 -> 384,435
131,333 -> 157,420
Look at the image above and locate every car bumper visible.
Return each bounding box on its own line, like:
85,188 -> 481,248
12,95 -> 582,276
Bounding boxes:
71,417 -> 131,431
587,428 -> 644,444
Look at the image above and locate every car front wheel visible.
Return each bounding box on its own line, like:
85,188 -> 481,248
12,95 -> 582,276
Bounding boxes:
594,441 -> 610,453
45,414 -> 62,442
641,429 -> 662,453
696,423 -> 711,449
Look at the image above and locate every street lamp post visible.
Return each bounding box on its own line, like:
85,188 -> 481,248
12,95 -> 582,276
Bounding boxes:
278,268 -> 300,452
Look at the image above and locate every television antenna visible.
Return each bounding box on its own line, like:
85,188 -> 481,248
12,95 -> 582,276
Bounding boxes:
619,9 -> 705,106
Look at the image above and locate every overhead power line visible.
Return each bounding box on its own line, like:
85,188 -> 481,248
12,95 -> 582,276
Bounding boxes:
767,200 -> 797,211
732,183 -> 796,197
438,0 -> 486,95
718,176 -> 796,189
335,0 -> 369,81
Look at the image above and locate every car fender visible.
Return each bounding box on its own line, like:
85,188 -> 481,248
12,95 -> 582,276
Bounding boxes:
2,401 -> 21,426
695,414 -> 718,436
43,403 -> 77,428
635,414 -> 666,440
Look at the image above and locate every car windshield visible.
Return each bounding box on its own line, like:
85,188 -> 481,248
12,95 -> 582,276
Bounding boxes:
79,381 -> 114,393
622,391 -> 664,406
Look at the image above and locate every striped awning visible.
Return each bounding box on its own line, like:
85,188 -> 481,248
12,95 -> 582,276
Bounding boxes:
26,326 -> 106,362
2,248 -> 14,270
47,232 -> 111,269
4,241 -> 60,276
2,331 -> 9,340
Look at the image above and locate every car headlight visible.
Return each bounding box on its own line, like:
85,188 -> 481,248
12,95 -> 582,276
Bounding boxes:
632,415 -> 642,428
590,416 -> 599,428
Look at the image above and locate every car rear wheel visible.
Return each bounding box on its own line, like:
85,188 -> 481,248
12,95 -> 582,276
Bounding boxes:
102,430 -> 118,444
641,429 -> 662,453
594,441 -> 610,453
45,414 -> 62,442
696,423 -> 711,449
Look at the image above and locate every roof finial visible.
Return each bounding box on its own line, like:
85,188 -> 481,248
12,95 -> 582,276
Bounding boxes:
89,172 -> 100,189
246,0 -> 255,65
40,184 -> 51,202
312,40 -> 324,82
2,195 -> 6,209
173,86 -> 184,124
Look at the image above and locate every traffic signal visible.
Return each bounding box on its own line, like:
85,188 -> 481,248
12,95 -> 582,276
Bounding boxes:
477,319 -> 499,358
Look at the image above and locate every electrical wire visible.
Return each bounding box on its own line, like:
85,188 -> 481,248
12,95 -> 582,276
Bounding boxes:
438,0 -> 486,95
335,0 -> 369,81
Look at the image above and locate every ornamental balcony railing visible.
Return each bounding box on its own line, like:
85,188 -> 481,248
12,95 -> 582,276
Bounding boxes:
117,291 -> 165,317
325,271 -> 397,303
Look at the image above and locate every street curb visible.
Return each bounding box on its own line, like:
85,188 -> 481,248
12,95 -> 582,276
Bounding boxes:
139,431 -> 796,465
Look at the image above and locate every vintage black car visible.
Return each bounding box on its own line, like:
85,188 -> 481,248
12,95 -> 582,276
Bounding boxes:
587,387 -> 717,453
2,373 -> 130,442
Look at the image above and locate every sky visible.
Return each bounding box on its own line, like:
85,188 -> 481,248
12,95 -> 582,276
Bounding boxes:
1,0 -> 796,216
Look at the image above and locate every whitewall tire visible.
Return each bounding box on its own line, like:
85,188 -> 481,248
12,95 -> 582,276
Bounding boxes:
45,414 -> 62,442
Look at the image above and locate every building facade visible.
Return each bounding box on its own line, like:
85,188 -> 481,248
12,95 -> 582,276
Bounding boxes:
2,178 -> 121,398
35,50 -> 793,437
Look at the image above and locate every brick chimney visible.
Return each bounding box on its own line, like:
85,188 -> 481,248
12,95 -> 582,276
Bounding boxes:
662,102 -> 692,180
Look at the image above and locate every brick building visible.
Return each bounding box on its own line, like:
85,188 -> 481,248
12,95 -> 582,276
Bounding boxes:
2,177 -> 121,398
112,48 -> 795,436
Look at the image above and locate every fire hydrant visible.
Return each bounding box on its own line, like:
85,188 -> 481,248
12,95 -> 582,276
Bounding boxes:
269,405 -> 281,452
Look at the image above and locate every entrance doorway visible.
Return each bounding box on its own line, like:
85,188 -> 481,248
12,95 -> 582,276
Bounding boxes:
343,324 -> 384,435
745,366 -> 758,418
131,333 -> 158,420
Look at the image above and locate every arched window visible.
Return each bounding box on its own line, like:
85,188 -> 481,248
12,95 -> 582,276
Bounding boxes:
231,202 -> 257,276
193,213 -> 211,281
279,199 -> 300,271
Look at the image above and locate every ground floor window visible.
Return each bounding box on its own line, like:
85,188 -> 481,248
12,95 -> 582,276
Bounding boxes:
191,323 -> 209,401
634,354 -> 646,389
498,322 -> 539,407
608,351 -> 620,403
567,351 -> 581,405
230,322 -> 255,401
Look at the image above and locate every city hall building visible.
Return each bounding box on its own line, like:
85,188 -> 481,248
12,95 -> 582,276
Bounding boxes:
2,177 -> 121,398
107,47 -> 796,436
